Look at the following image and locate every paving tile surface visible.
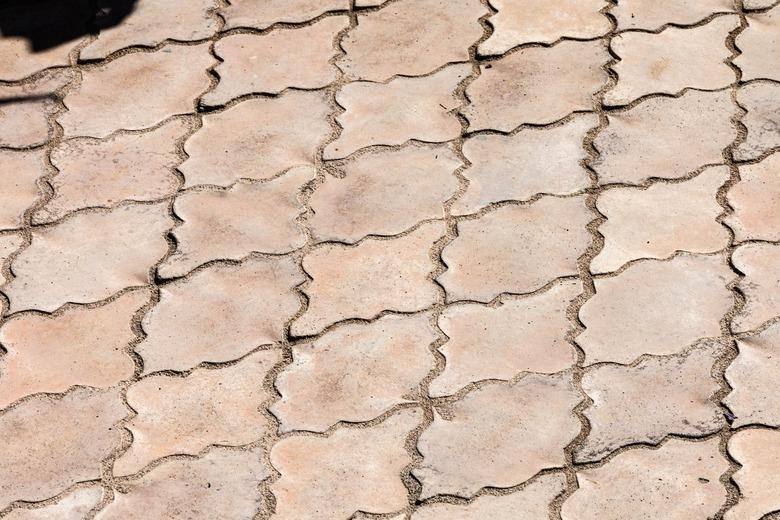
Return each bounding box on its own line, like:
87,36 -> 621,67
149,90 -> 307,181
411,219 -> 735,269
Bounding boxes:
1,2 -> 778,517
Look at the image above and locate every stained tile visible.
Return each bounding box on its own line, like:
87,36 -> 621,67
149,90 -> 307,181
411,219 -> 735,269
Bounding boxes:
324,64 -> 470,159
463,40 -> 608,131
734,6 -> 780,82
612,0 -> 733,31
309,144 -> 460,243
414,374 -> 581,498
220,0 -> 348,30
733,243 -> 780,332
734,81 -> 780,161
591,166 -> 730,273
430,281 -> 580,397
725,152 -> 780,241
273,313 -> 435,432
725,428 -> 780,520
0,149 -> 45,231
438,196 -> 592,302
576,343 -> 724,462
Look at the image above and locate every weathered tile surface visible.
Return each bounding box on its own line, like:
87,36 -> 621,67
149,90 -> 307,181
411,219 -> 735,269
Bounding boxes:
733,243 -> 780,332
725,152 -> 780,241
612,0 -> 733,31
439,196 -> 592,302
0,149 -> 45,231
735,6 -> 780,82
414,374 -> 581,498
463,40 -> 609,131
4,486 -> 103,520
220,0 -> 348,30
734,81 -> 780,161
726,428 -> 780,520
562,438 -> 728,519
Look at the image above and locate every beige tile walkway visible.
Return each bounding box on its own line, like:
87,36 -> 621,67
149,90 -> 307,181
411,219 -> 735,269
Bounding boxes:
0,0 -> 779,518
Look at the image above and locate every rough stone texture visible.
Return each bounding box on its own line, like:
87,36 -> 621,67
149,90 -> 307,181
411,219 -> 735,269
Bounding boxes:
725,152 -> 780,241
562,438 -> 729,519
0,149 -> 45,231
464,40 -> 609,131
309,144 -> 460,242
593,89 -> 737,185
454,114 -> 595,215
439,196 -> 592,303
158,166 -> 312,278
733,243 -> 780,332
180,91 -> 331,187
325,65 -> 470,159
291,222 -> 443,336
4,486 -> 103,520
59,45 -> 213,138
270,408 -> 420,520
339,0 -> 486,81
3,204 -> 173,313
605,16 -> 739,106
97,448 -> 267,520
81,0 -> 218,60
724,323 -> 780,428
578,255 -> 733,365
0,289 -> 146,410
273,313 -> 436,432
414,374 -> 581,498
734,81 -> 780,161
591,166 -> 730,273
203,16 -> 348,106
0,388 -> 126,508
725,428 -> 780,520
36,118 -> 188,223
735,6 -> 780,82
430,281 -> 580,397
412,473 -> 567,519
138,257 -> 303,373
113,350 -> 279,476
220,0 -> 348,30
479,0 -> 609,55
612,0 -> 734,31
576,343 -> 724,462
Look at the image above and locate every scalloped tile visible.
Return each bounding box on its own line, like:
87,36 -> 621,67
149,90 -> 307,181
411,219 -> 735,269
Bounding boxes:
734,6 -> 780,81
220,0 -> 348,30
732,243 -> 780,332
612,0 -> 733,31
0,149 -> 45,231
725,152 -> 780,241
734,81 -> 780,161
726,429 -> 780,520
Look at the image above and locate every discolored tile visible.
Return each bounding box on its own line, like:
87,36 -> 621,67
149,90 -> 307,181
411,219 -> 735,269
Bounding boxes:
725,428 -> 780,520
272,313 -> 436,432
59,45 -> 213,138
4,486 -> 103,520
36,118 -> 189,223
412,473 -> 567,519
414,374 -> 581,498
734,81 -> 780,161
725,152 -> 780,241
4,203 -> 173,313
309,144 -> 460,243
562,438 -> 728,519
578,254 -> 733,365
593,89 -> 737,185
605,16 -> 739,106
180,91 -> 331,187
291,221 -> 443,336
325,64 -> 470,159
464,40 -> 608,131
576,343 -> 724,463
203,16 -> 348,106
0,149 -> 45,231
270,408 -> 420,520
81,0 -> 218,60
734,6 -> 780,82
430,281 -> 580,397
98,448 -> 267,519
339,0 -> 486,81
454,114 -> 595,215
479,0 -> 609,55
724,322 -> 780,428
0,388 -> 126,508
438,196 -> 592,303
612,0 -> 733,31
138,257 -> 303,373
158,166 -> 312,278
113,350 -> 280,476
591,166 -> 730,273
220,0 -> 348,30
0,289 -> 147,410
733,243 -> 780,332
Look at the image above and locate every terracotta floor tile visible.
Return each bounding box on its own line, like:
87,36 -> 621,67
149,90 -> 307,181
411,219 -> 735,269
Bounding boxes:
735,6 -> 780,82
3,486 -> 103,520
562,438 -> 728,519
270,408 -> 420,520
734,81 -> 780,161
0,149 -> 45,231
339,0 -> 486,81
219,0 -> 348,31
726,428 -> 780,520
725,152 -> 780,241
439,196 -> 592,302
414,374 -> 581,498
463,40 -> 609,131
612,0 -> 734,31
